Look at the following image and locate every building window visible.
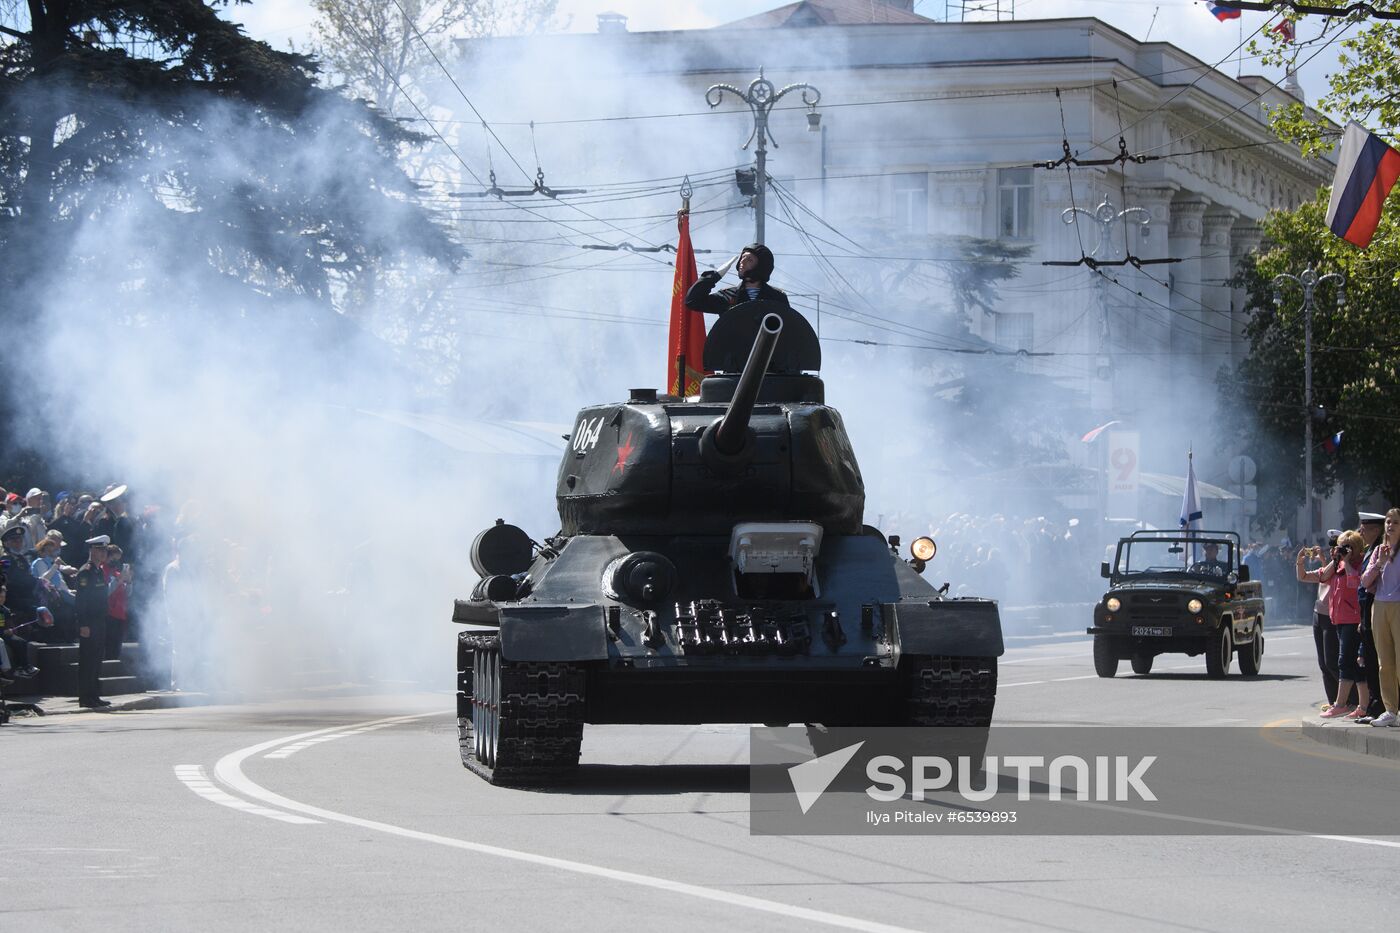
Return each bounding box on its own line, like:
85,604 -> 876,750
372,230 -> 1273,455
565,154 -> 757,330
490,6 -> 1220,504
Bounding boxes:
995,312 -> 1034,352
998,167 -> 1033,239
892,173 -> 928,235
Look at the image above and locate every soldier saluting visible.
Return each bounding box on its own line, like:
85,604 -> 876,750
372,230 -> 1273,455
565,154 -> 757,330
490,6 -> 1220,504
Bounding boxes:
75,534 -> 112,709
684,243 -> 790,316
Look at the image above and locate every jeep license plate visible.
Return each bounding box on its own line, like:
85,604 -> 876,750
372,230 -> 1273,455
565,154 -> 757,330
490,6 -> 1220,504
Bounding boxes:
1131,625 -> 1172,637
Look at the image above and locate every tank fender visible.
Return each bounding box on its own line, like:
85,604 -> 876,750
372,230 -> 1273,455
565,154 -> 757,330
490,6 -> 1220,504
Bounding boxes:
498,603 -> 610,662
886,598 -> 1005,657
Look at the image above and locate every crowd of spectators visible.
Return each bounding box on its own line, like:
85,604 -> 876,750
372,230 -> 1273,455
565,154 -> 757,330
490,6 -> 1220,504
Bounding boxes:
0,482 -> 170,708
885,511 -> 1100,606
1297,510 -> 1400,728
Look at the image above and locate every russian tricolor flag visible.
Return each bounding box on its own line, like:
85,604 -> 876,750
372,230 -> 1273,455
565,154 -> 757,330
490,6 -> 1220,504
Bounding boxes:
1326,122 -> 1400,249
1206,3 -> 1242,21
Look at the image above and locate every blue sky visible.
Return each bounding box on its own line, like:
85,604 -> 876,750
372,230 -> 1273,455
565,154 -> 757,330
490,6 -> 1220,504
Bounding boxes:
230,0 -> 1340,106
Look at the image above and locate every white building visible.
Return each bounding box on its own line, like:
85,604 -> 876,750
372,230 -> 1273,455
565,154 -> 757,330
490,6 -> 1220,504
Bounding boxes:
449,0 -> 1331,530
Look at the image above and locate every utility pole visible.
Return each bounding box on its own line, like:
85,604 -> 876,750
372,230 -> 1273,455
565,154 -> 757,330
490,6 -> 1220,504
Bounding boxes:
1272,266 -> 1345,546
705,68 -> 821,245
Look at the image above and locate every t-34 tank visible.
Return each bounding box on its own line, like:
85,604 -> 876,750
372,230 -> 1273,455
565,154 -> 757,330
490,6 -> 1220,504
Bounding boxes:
453,301 -> 1002,785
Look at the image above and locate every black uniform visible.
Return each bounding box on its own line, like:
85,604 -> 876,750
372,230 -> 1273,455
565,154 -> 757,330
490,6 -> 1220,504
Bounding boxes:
1360,541 -> 1384,716
684,243 -> 791,317
74,561 -> 109,706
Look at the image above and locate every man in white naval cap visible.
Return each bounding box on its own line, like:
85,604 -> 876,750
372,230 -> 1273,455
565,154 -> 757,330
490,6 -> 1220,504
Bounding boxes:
1356,511 -> 1388,721
74,534 -> 113,709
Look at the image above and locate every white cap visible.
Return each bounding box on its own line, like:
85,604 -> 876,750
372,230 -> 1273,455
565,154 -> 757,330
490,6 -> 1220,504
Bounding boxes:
85,534 -> 111,546
26,487 -> 42,498
1359,511 -> 1386,524
99,484 -> 128,503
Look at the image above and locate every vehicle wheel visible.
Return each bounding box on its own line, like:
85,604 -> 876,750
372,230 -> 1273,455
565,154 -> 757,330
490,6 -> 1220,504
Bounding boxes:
1093,635 -> 1119,678
457,632 -> 586,786
1205,625 -> 1233,678
1238,627 -> 1263,676
1130,653 -> 1153,675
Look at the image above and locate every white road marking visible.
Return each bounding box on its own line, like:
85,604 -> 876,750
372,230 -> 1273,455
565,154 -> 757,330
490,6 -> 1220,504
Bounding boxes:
999,681 -> 1046,687
215,715 -> 922,933
173,765 -> 320,825
265,722 -> 398,759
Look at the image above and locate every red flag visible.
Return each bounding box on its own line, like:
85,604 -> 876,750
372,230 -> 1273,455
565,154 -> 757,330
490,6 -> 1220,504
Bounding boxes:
667,210 -> 706,396
1271,19 -> 1296,43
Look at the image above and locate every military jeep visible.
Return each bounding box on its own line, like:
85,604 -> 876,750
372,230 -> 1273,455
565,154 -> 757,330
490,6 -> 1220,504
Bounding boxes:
1087,530 -> 1264,679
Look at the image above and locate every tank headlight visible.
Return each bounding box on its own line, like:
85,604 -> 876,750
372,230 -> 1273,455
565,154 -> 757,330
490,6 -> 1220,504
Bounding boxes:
1105,597 -> 1121,612
1187,598 -> 1203,614
910,536 -> 937,561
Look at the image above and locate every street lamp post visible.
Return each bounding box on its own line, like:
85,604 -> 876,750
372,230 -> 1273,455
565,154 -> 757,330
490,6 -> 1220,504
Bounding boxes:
1272,265 -> 1345,546
705,68 -> 821,245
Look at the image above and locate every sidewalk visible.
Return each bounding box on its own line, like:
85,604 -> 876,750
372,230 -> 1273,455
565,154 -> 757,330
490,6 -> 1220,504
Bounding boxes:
1,690 -> 212,717
1301,715 -> 1400,762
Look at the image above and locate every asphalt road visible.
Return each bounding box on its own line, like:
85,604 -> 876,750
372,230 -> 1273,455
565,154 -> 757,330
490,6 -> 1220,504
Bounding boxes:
7,622 -> 1400,933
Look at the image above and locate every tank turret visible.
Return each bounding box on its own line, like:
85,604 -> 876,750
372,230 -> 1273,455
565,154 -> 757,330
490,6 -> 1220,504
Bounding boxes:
555,301 -> 862,536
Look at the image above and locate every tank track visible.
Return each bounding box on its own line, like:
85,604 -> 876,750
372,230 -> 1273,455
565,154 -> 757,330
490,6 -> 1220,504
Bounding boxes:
457,632 -> 587,787
901,655 -> 998,727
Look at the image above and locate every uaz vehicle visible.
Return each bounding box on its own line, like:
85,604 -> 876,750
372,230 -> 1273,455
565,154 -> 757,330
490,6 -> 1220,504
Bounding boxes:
1088,529 -> 1263,679
451,302 -> 1004,785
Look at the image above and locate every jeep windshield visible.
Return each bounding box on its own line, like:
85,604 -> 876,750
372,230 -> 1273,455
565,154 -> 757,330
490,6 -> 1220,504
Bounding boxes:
1114,539 -> 1234,580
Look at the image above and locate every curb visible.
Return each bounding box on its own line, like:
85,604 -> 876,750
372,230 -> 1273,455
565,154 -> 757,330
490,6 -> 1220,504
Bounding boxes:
1300,719 -> 1400,761
3,691 -> 213,717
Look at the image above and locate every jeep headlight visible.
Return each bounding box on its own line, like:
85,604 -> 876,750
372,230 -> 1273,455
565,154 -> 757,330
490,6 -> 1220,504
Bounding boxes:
1187,598 -> 1203,614
1105,597 -> 1121,612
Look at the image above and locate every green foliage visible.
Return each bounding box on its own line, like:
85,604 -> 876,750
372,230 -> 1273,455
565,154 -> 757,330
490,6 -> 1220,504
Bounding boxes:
1254,0 -> 1400,155
0,0 -> 461,318
1219,191 -> 1400,530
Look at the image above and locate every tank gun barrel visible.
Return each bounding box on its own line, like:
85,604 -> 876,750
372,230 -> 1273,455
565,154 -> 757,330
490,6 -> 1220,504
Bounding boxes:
714,312 -> 783,456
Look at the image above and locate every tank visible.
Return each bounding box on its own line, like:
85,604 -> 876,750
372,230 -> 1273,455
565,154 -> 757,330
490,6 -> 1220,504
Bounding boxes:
453,301 -> 1003,785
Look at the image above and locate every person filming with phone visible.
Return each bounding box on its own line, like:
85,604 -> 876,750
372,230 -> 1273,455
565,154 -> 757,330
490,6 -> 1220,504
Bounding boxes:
1301,530 -> 1371,720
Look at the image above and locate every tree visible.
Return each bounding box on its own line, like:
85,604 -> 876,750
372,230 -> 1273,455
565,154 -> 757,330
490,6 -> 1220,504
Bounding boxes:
1218,191 -> 1400,532
1256,0 -> 1400,156
0,0 -> 460,320
310,0 -> 557,116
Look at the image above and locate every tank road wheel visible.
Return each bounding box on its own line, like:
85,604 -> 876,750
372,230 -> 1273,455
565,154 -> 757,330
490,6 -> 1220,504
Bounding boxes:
1130,653 -> 1154,676
457,633 -> 587,786
1238,625 -> 1264,677
456,632 -> 492,764
1205,624 -> 1233,679
1093,635 -> 1119,678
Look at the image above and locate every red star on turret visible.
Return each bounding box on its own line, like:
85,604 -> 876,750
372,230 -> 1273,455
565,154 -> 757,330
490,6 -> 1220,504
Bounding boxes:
613,432 -> 635,474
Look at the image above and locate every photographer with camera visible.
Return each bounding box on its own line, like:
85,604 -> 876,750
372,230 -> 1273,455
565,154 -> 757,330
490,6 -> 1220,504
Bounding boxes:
1301,531 -> 1371,719
1298,532 -> 1343,710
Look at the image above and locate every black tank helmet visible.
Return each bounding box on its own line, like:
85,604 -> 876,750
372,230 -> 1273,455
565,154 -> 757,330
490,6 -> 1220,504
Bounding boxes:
740,243 -> 775,283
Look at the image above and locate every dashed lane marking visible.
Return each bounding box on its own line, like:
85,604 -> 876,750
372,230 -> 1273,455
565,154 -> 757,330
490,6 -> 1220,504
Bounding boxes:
173,765 -> 320,825
214,714 -> 922,933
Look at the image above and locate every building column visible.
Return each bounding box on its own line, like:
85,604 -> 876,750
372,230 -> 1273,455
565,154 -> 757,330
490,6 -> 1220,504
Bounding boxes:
1038,175 -> 1098,382
1122,183 -> 1177,351
1168,194 -> 1210,376
1201,207 -> 1239,372
1230,221 -> 1265,364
